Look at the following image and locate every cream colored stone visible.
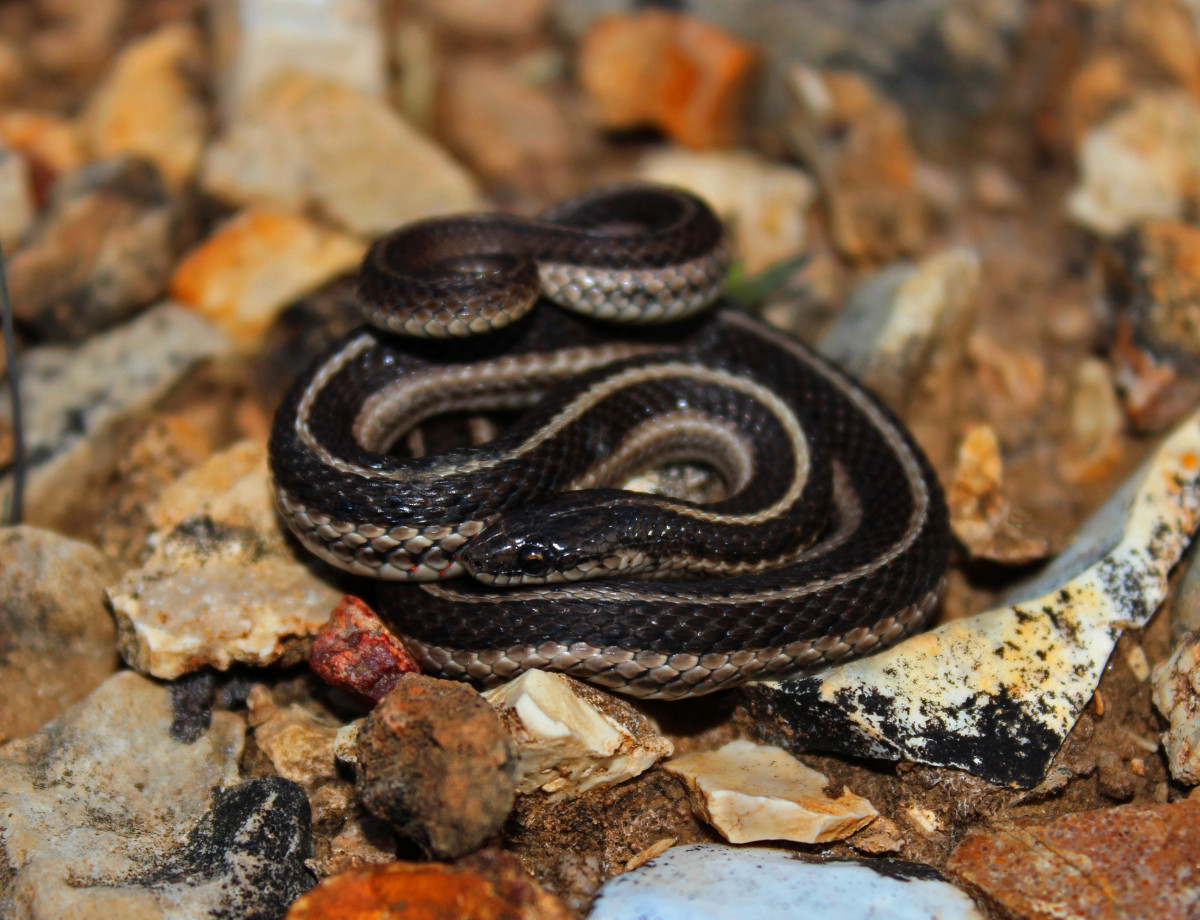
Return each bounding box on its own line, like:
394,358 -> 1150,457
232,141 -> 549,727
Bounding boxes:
483,669 -> 672,799
255,703 -> 342,788
83,23 -> 208,186
636,148 -> 815,274
662,740 -> 877,844
107,439 -> 343,679
170,209 -> 365,346
203,73 -> 482,236
1069,91 -> 1200,236
210,0 -> 387,122
1153,631 -> 1200,785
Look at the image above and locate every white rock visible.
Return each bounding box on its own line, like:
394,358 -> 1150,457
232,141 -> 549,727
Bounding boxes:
0,672 -> 246,918
1068,91 -> 1200,237
1152,630 -> 1200,785
483,669 -> 672,799
748,407 -> 1200,788
589,843 -> 985,920
202,73 -> 483,236
636,148 -> 815,274
0,145 -> 34,249
820,247 -> 980,412
662,740 -> 877,844
0,303 -> 232,529
210,0 -> 387,123
108,439 -> 343,679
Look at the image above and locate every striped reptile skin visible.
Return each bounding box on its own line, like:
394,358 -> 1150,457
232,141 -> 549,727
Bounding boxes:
268,185 -> 950,699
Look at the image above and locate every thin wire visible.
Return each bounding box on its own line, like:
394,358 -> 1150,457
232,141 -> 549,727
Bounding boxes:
1,239 -> 24,525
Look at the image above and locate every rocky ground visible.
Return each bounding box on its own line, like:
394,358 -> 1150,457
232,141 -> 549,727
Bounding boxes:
2,0 -> 1200,918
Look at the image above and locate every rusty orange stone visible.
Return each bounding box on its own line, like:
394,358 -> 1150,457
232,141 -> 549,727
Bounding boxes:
286,850 -> 571,920
579,10 -> 755,149
946,798 -> 1200,920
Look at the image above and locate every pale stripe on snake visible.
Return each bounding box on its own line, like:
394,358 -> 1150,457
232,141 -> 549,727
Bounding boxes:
268,185 -> 950,699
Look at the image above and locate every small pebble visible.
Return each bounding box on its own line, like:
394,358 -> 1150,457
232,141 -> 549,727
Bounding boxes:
355,674 -> 518,858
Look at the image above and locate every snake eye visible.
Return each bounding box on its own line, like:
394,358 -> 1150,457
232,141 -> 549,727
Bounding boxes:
517,542 -> 554,577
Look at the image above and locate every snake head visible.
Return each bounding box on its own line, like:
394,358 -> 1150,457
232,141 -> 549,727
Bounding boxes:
461,490 -> 657,585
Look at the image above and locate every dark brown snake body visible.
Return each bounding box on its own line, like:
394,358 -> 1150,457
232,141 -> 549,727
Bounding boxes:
269,185 -> 950,699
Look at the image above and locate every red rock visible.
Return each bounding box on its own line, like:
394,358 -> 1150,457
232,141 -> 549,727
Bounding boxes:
579,10 -> 756,149
946,798 -> 1200,920
309,596 -> 420,704
286,849 -> 571,919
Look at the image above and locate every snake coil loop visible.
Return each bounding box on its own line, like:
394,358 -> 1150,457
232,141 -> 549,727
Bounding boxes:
269,184 -> 950,699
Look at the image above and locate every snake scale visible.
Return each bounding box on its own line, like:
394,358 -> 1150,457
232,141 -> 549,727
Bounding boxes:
269,185 -> 950,700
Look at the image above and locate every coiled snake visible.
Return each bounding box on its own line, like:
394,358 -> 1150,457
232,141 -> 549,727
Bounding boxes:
269,185 -> 950,700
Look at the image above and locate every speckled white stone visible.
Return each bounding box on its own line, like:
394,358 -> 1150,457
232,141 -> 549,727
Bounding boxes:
750,407 -> 1200,787
588,844 -> 984,920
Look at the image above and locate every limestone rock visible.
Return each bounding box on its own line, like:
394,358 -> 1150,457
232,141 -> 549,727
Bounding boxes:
0,303 -> 232,531
1151,630 -> 1200,785
662,740 -> 877,844
484,669 -> 672,799
210,0 -> 386,122
107,439 -> 343,679
0,526 -> 121,741
202,73 -> 482,236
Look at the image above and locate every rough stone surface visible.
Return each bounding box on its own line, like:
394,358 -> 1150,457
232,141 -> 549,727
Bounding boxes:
946,423 -> 1049,563
819,247 -> 980,413
355,674 -> 517,858
744,407 -> 1200,787
170,209 -> 365,347
0,526 -> 121,741
1152,629 -> 1200,785
416,0 -> 549,41
82,23 -> 208,187
635,147 -> 815,274
202,72 -> 482,236
108,439 -> 344,679
1105,219 -> 1200,432
784,65 -> 927,261
287,849 -> 571,920
7,157 -> 180,340
0,671 -> 316,919
590,844 -> 984,920
662,740 -> 877,844
947,798 -> 1200,920
210,0 -> 387,122
484,669 -> 672,799
0,303 -> 231,531
309,595 -> 420,704
1069,90 -> 1200,236
0,110 -> 87,177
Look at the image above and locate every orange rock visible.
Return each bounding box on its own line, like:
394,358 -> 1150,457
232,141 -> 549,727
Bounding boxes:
170,210 -> 364,347
286,850 -> 572,920
579,10 -> 755,149
0,110 -> 87,178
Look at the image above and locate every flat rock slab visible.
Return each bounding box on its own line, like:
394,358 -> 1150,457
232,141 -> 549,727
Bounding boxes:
745,409 -> 1200,787
946,798 -> 1200,920
0,671 -> 315,919
589,843 -> 984,920
0,302 -> 231,529
0,525 -> 121,740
